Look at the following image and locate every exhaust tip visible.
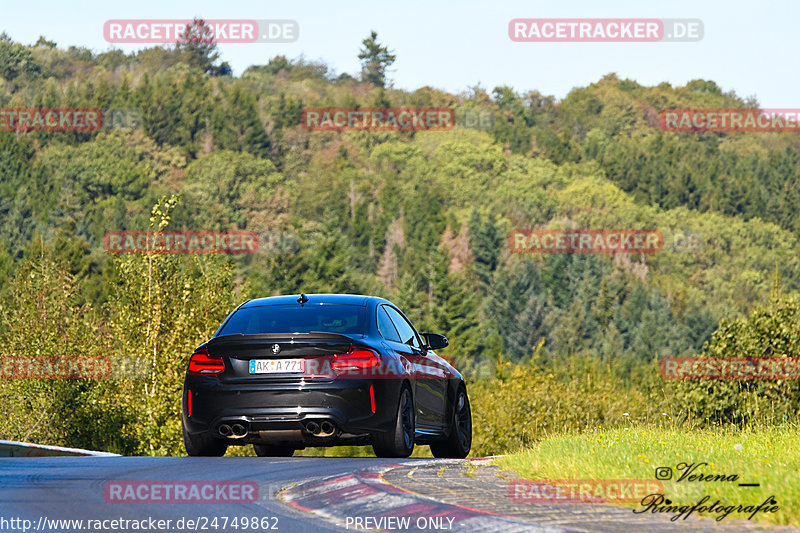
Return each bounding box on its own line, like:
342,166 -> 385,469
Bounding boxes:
305,421 -> 320,435
218,424 -> 232,437
231,423 -> 247,437
320,421 -> 336,436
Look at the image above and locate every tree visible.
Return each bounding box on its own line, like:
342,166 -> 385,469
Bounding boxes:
34,36 -> 57,49
467,209 -> 502,292
0,33 -> 42,80
176,19 -> 231,76
211,84 -> 271,157
486,258 -> 548,363
425,246 -> 496,374
0,239 -> 126,451
106,196 -> 238,455
358,31 -> 396,88
491,86 -> 533,154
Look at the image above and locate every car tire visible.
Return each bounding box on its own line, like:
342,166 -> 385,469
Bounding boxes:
183,422 -> 228,457
253,444 -> 295,457
430,385 -> 471,458
372,385 -> 414,458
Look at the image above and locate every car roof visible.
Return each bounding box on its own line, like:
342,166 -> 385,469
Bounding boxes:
239,293 -> 386,308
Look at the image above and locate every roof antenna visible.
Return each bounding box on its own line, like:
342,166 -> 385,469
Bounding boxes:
297,293 -> 309,306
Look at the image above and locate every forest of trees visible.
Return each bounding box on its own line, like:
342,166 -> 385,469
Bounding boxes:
1,25 -> 799,455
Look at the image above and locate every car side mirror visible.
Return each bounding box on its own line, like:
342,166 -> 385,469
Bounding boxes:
421,332 -> 448,351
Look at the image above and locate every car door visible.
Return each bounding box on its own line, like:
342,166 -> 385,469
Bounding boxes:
377,305 -> 420,414
383,305 -> 447,431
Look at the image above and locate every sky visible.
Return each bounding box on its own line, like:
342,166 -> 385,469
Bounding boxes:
0,0 -> 795,106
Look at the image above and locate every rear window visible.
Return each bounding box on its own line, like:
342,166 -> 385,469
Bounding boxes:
217,304 -> 365,336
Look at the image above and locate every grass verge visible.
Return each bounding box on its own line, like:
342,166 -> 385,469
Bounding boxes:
493,424 -> 800,527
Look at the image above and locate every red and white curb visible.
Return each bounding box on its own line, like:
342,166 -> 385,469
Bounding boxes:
278,461 -> 582,532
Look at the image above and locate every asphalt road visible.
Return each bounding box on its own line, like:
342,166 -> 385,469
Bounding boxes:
0,456 -> 441,533
4,456 -> 791,533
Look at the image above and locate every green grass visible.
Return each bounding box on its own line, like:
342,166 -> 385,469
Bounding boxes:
494,424 -> 800,527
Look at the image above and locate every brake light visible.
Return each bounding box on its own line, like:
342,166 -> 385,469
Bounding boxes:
331,347 -> 379,373
188,348 -> 225,374
369,385 -> 375,413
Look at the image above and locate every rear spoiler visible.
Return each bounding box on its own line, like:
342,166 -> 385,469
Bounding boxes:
207,331 -> 360,346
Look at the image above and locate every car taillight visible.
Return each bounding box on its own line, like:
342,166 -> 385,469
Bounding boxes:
188,348 -> 225,374
331,347 -> 379,373
369,385 -> 375,413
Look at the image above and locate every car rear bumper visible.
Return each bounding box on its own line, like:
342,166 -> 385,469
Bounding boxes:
182,375 -> 404,445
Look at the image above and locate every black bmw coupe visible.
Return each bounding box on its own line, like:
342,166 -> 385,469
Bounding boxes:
181,293 -> 472,458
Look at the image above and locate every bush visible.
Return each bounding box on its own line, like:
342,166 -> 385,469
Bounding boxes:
672,293 -> 800,426
469,356 -> 669,456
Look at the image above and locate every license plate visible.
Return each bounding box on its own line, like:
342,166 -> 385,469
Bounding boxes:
249,358 -> 304,374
